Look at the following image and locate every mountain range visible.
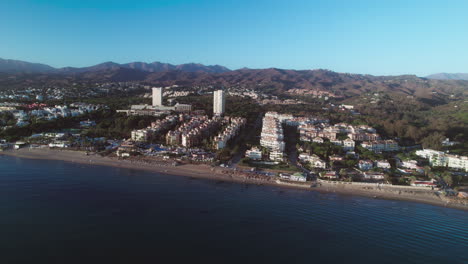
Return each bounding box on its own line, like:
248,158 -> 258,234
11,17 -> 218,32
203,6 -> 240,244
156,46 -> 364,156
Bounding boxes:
425,73 -> 468,81
2,58 -> 467,80
0,58 -> 230,74
0,58 -> 467,100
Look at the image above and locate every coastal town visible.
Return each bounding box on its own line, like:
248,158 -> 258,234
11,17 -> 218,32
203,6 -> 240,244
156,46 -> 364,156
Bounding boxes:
0,85 -> 467,207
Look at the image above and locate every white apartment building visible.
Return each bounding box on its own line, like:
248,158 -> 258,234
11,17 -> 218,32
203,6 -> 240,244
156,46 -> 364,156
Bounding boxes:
213,90 -> 225,115
269,151 -> 284,161
260,114 -> 285,152
416,149 -> 468,171
152,87 -> 163,106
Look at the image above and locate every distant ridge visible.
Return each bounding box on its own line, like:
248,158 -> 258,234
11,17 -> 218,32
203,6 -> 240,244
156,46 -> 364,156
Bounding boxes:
426,73 -> 468,80
0,58 -> 231,74
0,58 -> 55,73
1,58 -> 467,101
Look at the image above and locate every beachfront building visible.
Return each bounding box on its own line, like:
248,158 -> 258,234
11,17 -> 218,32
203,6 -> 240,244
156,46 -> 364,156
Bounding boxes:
290,172 -> 307,182
49,141 -> 71,148
245,147 -> 262,160
131,115 -> 179,142
116,141 -> 137,157
260,112 -> 286,152
298,153 -> 326,169
416,149 -> 468,171
280,172 -> 307,182
213,117 -> 246,150
166,115 -> 221,148
411,180 -> 437,188
321,171 -> 338,179
362,172 -> 385,180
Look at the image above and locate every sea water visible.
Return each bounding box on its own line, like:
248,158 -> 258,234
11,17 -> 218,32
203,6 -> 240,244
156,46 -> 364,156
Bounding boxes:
0,155 -> 467,263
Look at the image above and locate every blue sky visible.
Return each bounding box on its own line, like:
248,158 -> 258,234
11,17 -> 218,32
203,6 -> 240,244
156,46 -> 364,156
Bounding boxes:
1,0 -> 467,76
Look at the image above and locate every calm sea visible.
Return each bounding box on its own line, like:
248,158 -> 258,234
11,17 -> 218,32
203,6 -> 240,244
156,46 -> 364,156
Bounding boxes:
0,155 -> 467,264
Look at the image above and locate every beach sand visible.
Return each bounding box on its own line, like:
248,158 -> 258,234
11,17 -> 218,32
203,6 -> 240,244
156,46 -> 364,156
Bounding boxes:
2,148 -> 467,211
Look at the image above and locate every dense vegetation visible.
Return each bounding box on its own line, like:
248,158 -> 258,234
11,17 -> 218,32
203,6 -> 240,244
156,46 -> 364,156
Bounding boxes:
0,110 -> 156,141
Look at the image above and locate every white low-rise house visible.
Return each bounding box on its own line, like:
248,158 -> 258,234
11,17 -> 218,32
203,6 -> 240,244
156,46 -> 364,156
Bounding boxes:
280,172 -> 307,182
401,160 -> 419,170
299,153 -> 326,169
298,153 -> 311,163
330,139 -> 342,146
363,172 -> 385,180
310,155 -> 327,169
14,142 -> 27,149
441,138 -> 459,147
269,151 -> 284,161
290,172 -> 307,182
375,160 -> 391,169
245,147 -> 262,160
49,141 -> 71,148
358,160 -> 373,171
322,171 -> 338,179
312,137 -> 324,144
342,138 -> 355,151
411,180 -> 437,188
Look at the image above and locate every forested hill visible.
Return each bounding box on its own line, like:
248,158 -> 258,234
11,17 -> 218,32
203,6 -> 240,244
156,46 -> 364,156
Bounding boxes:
1,67 -> 468,99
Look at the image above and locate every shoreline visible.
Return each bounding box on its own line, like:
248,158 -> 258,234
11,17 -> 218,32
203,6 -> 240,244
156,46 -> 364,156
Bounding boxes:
1,148 -> 467,211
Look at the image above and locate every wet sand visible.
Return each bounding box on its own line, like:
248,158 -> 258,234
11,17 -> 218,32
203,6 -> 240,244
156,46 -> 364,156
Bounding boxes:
2,148 -> 467,211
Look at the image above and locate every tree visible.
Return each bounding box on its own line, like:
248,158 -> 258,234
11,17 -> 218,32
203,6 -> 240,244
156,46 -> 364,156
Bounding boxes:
339,168 -> 347,178
423,166 -> 431,178
383,173 -> 391,183
453,175 -> 463,186
428,172 -> 437,180
442,172 -> 453,187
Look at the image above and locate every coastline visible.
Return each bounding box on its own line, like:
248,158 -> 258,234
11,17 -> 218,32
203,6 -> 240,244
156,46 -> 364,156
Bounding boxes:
1,148 -> 467,211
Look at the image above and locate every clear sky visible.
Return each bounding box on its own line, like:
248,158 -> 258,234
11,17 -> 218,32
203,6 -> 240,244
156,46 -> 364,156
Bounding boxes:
1,0 -> 467,76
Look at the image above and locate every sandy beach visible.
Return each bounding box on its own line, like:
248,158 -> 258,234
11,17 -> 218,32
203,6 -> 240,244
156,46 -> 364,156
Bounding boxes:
1,148 -> 467,211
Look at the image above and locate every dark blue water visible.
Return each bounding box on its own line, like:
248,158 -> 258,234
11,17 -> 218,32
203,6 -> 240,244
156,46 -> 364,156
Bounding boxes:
1,155 -> 467,264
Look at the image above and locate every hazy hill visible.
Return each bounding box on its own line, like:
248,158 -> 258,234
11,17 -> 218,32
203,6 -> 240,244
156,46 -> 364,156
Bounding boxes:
426,73 -> 468,80
0,58 -> 231,74
0,58 -> 55,73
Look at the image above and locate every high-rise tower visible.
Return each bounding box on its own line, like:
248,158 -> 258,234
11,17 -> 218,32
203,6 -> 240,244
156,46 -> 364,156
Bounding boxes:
213,90 -> 225,115
152,87 -> 163,106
